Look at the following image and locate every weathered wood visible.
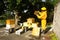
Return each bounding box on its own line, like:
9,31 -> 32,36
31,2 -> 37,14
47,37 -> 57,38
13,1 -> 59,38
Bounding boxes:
14,11 -> 19,27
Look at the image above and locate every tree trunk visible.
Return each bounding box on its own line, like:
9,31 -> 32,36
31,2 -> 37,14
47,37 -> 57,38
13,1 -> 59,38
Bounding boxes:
53,2 -> 60,40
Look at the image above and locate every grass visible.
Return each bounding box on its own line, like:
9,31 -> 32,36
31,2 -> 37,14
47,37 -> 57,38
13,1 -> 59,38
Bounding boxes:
47,23 -> 58,40
0,20 -> 5,24
49,32 -> 58,40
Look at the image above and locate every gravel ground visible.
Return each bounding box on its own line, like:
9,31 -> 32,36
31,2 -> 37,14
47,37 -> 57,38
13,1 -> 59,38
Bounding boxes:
0,27 -> 51,40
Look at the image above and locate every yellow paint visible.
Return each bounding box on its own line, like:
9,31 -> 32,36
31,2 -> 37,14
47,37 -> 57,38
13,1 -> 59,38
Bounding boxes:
41,19 -> 46,30
37,11 -> 47,20
6,19 -> 15,28
32,27 -> 40,36
32,23 -> 40,36
6,20 -> 11,25
41,7 -> 46,10
35,10 -> 47,30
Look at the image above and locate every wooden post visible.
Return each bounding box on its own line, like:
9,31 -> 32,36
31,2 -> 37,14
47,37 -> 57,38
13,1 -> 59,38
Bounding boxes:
14,11 -> 19,27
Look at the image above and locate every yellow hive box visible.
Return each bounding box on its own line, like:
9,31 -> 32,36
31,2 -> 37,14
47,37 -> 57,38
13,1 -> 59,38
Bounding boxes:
27,18 -> 35,23
32,23 -> 40,37
6,20 -> 11,25
6,19 -> 15,24
6,19 -> 15,28
10,20 -> 15,25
